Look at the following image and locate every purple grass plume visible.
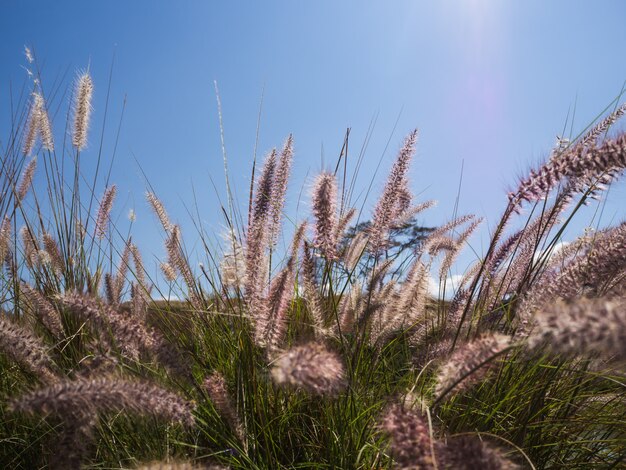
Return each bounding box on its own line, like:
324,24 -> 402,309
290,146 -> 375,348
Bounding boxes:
72,72 -> 94,150
0,315 -> 56,382
204,372 -> 246,446
378,402 -> 437,469
527,297 -> 626,361
311,172 -> 339,260
435,334 -> 512,400
20,283 -> 64,338
268,135 -> 294,246
16,157 -> 37,202
369,129 -> 418,255
95,185 -> 117,239
271,342 -> 345,395
439,435 -> 520,470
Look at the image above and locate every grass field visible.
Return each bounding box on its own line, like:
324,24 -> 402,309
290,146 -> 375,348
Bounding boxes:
1,56 -> 625,469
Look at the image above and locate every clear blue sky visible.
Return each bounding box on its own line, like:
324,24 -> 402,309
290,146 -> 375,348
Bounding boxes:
2,1 -> 626,278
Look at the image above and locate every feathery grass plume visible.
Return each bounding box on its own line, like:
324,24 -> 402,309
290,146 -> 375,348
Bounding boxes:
439,435 -> 519,470
42,232 -> 64,274
22,96 -> 40,155
9,377 -> 195,427
0,216 -> 11,262
382,259 -> 430,337
16,157 -> 37,202
356,258 -> 395,328
23,93 -> 54,155
369,129 -> 418,255
271,342 -> 345,395
370,279 -> 400,345
59,292 -> 155,359
257,225 -> 305,349
435,333 -> 512,400
414,337 -> 453,369
312,172 -> 339,259
72,72 -> 94,150
439,217 -> 483,281
445,288 -> 470,333
146,191 -> 173,232
337,280 -> 362,334
343,231 -> 368,272
220,229 -> 245,291
34,93 -> 54,151
485,228 -> 526,277
130,282 -> 148,321
245,150 -> 277,328
389,199 -> 438,236
301,241 -> 326,334
519,221 -> 626,320
335,206 -> 356,241
165,225 -> 200,307
527,297 -> 626,360
204,372 -> 246,446
24,45 -> 33,63
0,315 -> 56,382
422,214 -> 476,256
130,242 -> 148,289
161,262 -> 177,281
378,402 -> 437,469
577,102 -> 626,150
20,225 -> 38,268
95,185 -> 117,239
20,283 -> 64,338
512,132 -> 626,205
425,235 -> 457,255
104,272 -> 116,304
108,240 -> 132,306
268,135 -> 293,245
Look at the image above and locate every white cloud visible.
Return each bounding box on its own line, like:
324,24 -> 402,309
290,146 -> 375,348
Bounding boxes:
428,274 -> 463,299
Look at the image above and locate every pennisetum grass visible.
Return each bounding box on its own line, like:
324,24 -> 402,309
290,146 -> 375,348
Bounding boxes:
1,54 -> 625,469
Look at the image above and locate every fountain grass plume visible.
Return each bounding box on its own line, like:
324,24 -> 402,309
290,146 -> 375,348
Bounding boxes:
0,216 -> 11,261
16,157 -> 37,202
369,129 -> 418,255
301,241 -> 326,334
146,191 -> 173,232
439,435 -> 519,470
0,315 -> 56,382
245,149 -> 276,303
257,223 -> 306,350
268,135 -> 293,245
72,72 -> 94,151
512,132 -> 626,205
312,172 -> 339,260
95,185 -> 117,239
34,93 -> 54,151
203,372 -> 246,446
519,220 -> 626,320
20,225 -> 38,268
528,297 -> 626,360
42,232 -> 64,274
9,376 -> 194,427
271,342 -> 345,395
23,93 -> 53,154
435,334 -> 512,401
20,283 -> 64,338
378,401 -> 437,469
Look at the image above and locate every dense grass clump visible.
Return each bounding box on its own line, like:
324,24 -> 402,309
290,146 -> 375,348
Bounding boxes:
1,53 -> 626,469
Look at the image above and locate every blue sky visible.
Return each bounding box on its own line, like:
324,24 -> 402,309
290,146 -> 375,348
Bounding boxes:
2,1 -> 626,280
